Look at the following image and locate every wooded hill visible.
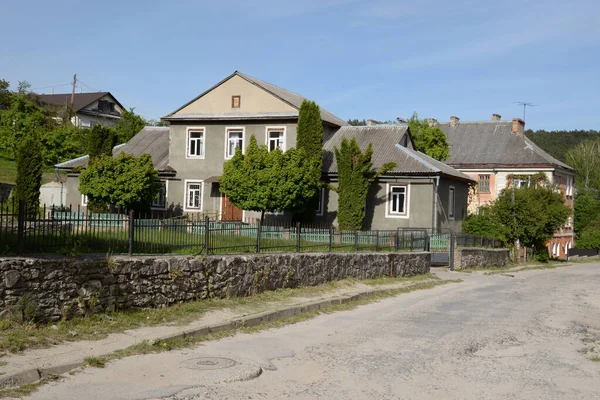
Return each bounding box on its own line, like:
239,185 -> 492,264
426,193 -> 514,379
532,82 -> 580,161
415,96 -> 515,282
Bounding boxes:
525,129 -> 600,163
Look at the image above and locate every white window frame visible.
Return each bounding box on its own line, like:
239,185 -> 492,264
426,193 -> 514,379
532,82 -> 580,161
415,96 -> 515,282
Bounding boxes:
184,180 -> 203,212
225,127 -> 245,159
81,194 -> 88,207
315,188 -> 326,216
265,126 -> 286,152
448,186 -> 456,220
385,184 -> 409,218
186,127 -> 205,159
151,181 -> 168,210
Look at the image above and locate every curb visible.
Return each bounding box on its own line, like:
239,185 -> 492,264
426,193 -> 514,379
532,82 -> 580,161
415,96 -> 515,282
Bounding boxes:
0,282 -> 428,390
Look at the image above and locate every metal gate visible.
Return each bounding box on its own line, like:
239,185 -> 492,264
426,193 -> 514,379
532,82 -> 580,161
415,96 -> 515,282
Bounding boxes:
429,231 -> 454,268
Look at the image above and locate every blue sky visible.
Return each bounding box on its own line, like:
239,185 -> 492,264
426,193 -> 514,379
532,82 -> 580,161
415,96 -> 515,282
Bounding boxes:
2,0 -> 599,131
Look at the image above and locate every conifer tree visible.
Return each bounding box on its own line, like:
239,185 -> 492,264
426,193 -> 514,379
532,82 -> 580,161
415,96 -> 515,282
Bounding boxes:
295,100 -> 324,220
14,134 -> 43,217
334,137 -> 396,230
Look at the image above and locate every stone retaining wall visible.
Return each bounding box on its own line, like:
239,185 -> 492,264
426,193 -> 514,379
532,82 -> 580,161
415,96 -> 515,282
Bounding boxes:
0,252 -> 430,322
454,248 -> 510,270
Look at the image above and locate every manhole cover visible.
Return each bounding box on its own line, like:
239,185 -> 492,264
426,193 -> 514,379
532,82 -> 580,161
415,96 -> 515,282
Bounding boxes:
181,357 -> 236,370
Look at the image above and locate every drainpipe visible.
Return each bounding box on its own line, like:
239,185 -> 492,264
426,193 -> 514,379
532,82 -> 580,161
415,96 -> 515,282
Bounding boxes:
54,167 -> 63,207
432,176 -> 440,232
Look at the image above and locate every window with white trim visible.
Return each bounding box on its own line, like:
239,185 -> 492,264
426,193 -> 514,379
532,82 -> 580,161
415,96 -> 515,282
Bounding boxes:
267,128 -> 285,151
187,129 -> 205,158
388,185 -> 407,216
186,182 -> 202,210
226,129 -> 244,158
152,182 -> 167,209
449,186 -> 455,219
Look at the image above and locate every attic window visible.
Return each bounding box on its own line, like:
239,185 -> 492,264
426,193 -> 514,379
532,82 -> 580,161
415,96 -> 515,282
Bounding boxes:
232,95 -> 241,108
98,100 -> 115,113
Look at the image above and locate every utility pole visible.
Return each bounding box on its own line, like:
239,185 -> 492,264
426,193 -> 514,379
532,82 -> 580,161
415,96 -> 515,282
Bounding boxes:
70,74 -> 77,107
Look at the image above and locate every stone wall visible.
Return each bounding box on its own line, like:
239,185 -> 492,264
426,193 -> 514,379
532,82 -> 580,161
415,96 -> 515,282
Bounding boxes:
454,248 -> 510,270
0,252 -> 430,322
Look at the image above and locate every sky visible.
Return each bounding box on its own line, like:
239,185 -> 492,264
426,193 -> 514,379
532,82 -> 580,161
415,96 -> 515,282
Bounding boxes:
2,0 -> 599,131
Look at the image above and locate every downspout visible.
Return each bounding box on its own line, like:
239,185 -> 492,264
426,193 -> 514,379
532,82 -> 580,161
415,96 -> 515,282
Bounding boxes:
432,175 -> 440,232
54,167 -> 63,206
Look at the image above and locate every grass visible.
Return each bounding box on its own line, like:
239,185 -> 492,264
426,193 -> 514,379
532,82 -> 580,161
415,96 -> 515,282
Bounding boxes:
0,156 -> 57,185
590,356 -> 600,362
0,273 -> 440,354
0,374 -> 60,398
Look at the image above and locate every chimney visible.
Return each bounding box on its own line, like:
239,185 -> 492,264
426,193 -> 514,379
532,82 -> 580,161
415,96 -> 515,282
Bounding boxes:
396,117 -> 407,124
426,118 -> 438,127
449,116 -> 459,127
492,113 -> 501,121
512,118 -> 525,134
366,119 -> 379,126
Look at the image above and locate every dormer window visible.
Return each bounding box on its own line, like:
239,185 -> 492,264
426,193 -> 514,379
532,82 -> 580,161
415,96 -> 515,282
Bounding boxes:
98,100 -> 115,113
232,95 -> 241,108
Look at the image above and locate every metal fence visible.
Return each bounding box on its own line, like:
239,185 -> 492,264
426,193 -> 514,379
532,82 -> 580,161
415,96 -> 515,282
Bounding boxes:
1,200 -> 431,256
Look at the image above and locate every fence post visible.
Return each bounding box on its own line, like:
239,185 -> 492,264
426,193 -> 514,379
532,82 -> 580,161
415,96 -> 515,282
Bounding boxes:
204,215 -> 210,255
375,230 -> 379,251
128,209 -> 134,256
329,224 -> 333,252
394,228 -> 399,252
354,229 -> 359,252
256,220 -> 262,253
425,234 -> 430,252
296,222 -> 301,252
410,232 -> 414,251
17,200 -> 25,256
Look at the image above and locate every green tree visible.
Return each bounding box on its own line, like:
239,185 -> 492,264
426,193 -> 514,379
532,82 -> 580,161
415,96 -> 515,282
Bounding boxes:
14,134 -> 43,216
333,137 -> 396,230
0,79 -> 11,110
79,153 -> 159,211
407,112 -> 449,161
462,207 -> 502,238
220,135 -> 317,223
526,128 -> 600,163
573,191 -> 600,236
576,221 -> 600,249
347,119 -> 367,126
295,100 -> 325,220
566,139 -> 600,191
491,184 -> 570,261
86,124 -> 117,162
113,108 -> 146,143
0,92 -> 54,159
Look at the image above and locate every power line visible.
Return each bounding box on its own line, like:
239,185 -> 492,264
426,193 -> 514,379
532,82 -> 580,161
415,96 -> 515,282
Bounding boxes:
77,78 -> 100,92
30,82 -> 72,91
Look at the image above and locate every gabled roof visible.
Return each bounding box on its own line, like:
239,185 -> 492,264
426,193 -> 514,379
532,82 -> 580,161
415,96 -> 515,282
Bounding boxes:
55,127 -> 172,172
37,92 -> 124,113
439,121 -> 573,171
164,71 -> 347,127
323,125 -> 475,183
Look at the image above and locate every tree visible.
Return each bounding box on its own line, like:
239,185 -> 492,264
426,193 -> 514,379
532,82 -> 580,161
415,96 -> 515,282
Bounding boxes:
347,119 -> 367,126
407,112 -> 449,161
573,190 -> 600,236
295,100 -> 325,220
14,134 -> 43,216
526,128 -> 600,163
333,137 -> 396,230
86,124 -> 117,162
220,135 -> 317,222
79,153 -> 159,211
490,184 -> 570,261
113,108 -> 146,143
0,79 -> 11,110
566,139 -> 600,191
462,207 -> 502,239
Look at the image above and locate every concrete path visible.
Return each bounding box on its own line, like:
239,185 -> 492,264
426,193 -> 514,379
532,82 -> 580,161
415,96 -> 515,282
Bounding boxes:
24,263 -> 600,400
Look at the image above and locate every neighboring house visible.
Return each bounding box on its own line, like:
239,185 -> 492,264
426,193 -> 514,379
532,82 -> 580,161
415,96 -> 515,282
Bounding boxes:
321,125 -> 475,231
439,115 -> 576,258
56,71 -> 472,231
37,92 -> 124,128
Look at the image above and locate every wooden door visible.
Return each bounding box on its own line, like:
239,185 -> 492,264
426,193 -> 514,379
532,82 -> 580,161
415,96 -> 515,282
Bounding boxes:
222,194 -> 243,221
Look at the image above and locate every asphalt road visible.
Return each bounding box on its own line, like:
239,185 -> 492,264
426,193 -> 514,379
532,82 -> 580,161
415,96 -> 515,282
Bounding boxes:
28,263 -> 600,400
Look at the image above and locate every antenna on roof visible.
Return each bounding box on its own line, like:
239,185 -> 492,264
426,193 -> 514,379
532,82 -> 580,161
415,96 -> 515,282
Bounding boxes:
514,101 -> 537,122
